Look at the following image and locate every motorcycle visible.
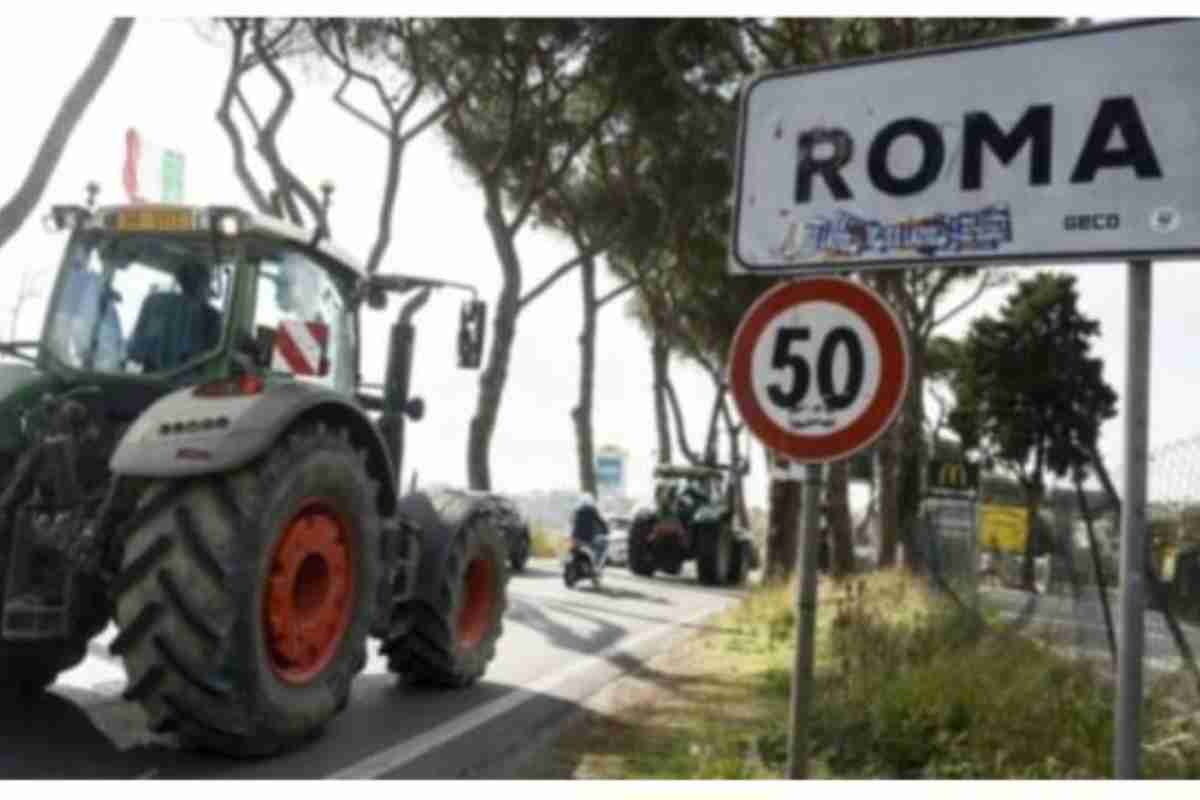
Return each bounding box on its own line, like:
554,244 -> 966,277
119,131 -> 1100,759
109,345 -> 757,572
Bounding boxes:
563,535 -> 607,589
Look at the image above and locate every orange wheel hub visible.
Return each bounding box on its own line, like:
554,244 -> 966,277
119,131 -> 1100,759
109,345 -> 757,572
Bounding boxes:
263,499 -> 355,684
457,556 -> 496,648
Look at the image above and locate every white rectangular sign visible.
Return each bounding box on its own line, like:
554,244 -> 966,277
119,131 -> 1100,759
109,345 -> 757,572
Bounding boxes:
730,19 -> 1200,275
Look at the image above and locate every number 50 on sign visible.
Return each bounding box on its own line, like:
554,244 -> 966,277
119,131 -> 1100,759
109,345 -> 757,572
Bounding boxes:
728,277 -> 909,463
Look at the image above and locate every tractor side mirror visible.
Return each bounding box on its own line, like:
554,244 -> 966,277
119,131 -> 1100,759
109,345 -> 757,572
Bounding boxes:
405,396 -> 425,421
458,300 -> 486,369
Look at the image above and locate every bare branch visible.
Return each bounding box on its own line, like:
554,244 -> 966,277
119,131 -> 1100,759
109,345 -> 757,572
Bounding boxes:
250,20 -> 323,227
330,74 -> 391,136
596,279 -> 637,309
932,269 -> 1004,330
0,18 -> 134,248
664,376 -> 702,465
517,242 -> 607,311
215,21 -> 272,214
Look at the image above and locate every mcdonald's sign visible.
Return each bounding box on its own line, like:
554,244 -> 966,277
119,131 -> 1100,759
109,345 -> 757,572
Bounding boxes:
926,459 -> 980,493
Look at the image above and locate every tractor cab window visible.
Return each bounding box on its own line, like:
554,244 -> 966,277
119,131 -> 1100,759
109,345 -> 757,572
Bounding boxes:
45,232 -> 234,376
248,244 -> 354,391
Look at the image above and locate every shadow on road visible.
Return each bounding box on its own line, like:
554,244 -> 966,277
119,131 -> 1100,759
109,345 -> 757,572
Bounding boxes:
510,565 -> 562,581
568,584 -> 671,604
539,597 -> 740,637
0,688 -> 174,778
506,596 -> 628,655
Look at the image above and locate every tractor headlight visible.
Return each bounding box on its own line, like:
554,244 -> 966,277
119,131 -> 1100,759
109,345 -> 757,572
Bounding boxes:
217,213 -> 241,237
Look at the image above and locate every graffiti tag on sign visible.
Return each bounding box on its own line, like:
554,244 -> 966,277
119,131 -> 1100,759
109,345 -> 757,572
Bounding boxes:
772,206 -> 1013,261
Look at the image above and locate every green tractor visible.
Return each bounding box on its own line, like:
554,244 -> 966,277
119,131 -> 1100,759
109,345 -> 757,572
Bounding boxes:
628,464 -> 752,586
0,197 -> 510,756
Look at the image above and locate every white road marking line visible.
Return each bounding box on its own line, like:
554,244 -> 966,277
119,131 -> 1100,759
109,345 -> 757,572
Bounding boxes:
328,602 -> 728,779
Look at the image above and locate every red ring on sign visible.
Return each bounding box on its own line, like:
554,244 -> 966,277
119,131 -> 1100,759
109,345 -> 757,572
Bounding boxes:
727,277 -> 909,462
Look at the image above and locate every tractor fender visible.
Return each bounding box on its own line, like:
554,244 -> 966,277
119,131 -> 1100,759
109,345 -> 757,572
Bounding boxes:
109,380 -> 397,514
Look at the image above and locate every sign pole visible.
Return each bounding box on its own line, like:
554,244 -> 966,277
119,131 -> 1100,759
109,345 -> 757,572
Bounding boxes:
1115,258 -> 1152,777
787,461 -> 824,778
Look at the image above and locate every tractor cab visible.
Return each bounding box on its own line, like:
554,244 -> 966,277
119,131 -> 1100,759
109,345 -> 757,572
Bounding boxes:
35,204 -> 364,393
32,202 -> 484,412
652,464 -> 725,523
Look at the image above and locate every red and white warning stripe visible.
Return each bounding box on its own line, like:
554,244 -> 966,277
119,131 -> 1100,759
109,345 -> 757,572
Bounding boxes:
272,320 -> 329,376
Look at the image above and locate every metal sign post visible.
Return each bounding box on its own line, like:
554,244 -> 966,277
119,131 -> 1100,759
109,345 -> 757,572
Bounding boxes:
787,461 -> 825,778
1116,258 -> 1152,777
729,278 -> 909,779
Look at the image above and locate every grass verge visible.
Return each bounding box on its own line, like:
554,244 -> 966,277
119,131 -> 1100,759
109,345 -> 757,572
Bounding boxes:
522,570 -> 1200,778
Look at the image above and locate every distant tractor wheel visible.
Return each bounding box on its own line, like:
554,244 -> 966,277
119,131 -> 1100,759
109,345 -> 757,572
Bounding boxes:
628,517 -> 656,578
383,491 -> 508,688
111,423 -> 381,757
697,523 -> 732,587
510,527 -> 531,573
726,539 -> 749,586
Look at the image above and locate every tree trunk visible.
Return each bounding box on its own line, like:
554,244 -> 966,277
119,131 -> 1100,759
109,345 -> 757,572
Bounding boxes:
876,422 -> 901,567
467,187 -> 522,490
826,458 -> 855,577
571,256 -> 598,495
0,19 -> 135,249
766,474 -> 802,582
651,330 -> 672,465
898,335 -> 927,572
1021,486 -> 1043,591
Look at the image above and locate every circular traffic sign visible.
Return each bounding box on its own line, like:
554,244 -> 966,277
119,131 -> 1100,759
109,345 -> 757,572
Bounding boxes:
728,277 -> 909,463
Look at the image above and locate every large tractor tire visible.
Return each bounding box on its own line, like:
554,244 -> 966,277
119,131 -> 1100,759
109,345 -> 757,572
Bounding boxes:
509,526 -> 531,573
628,517 -> 656,578
727,539 -> 749,586
0,463 -> 109,694
111,423 -> 382,757
382,491 -> 508,688
696,523 -> 733,587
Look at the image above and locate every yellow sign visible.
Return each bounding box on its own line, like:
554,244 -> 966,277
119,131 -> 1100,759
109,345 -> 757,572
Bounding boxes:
978,504 -> 1028,553
115,207 -> 194,232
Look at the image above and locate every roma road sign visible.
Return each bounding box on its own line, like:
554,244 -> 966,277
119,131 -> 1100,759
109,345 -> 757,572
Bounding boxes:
728,277 -> 908,463
729,19 -> 1200,275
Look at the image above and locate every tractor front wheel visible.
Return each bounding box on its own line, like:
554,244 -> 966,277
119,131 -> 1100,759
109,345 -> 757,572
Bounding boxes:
628,517 -> 656,578
111,423 -> 381,757
696,523 -> 733,587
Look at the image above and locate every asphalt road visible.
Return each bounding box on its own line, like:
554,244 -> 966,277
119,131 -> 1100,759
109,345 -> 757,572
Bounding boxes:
0,559 -> 744,779
982,586 -> 1200,670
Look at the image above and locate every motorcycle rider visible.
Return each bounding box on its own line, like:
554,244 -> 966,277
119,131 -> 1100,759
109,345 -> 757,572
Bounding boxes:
571,492 -> 609,569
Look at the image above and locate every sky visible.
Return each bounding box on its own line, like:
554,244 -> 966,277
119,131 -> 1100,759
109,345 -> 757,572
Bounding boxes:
1,16 -> 1198,513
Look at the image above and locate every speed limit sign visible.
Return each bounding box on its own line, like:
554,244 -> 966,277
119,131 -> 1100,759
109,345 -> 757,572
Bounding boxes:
728,277 -> 909,463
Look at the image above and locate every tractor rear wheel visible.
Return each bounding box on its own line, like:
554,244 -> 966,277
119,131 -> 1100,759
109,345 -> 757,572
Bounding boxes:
628,517 -> 656,578
111,423 -> 381,757
382,491 -> 508,688
696,523 -> 733,587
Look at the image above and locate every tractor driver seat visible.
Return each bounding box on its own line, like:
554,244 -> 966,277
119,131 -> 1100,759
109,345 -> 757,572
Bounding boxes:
126,263 -> 222,372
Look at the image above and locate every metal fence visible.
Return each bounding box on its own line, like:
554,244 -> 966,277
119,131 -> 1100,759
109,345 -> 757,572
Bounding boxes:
917,432 -> 1200,770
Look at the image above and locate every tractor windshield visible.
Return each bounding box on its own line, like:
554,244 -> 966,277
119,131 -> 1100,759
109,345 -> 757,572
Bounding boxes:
43,230 -> 235,376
